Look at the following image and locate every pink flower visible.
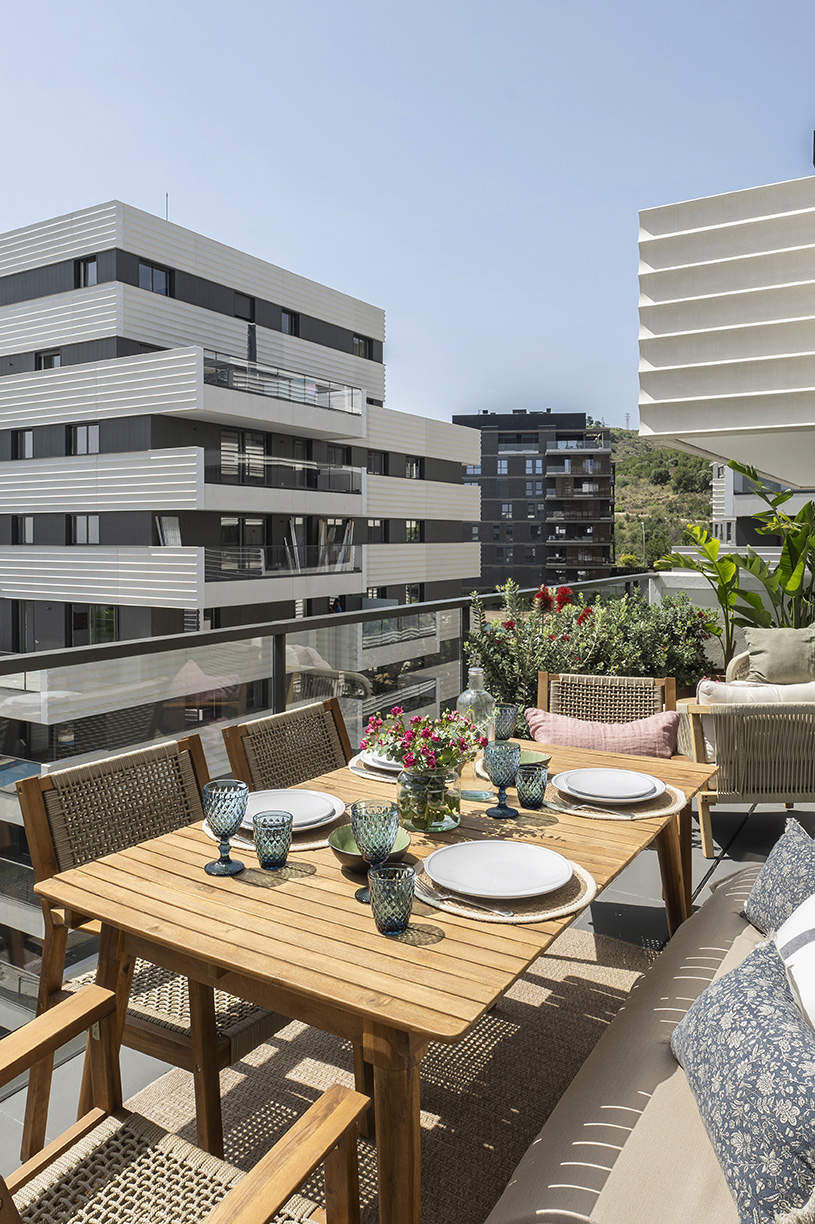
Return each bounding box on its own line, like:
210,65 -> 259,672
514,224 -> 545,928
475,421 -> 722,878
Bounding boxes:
409,714 -> 422,725
360,738 -> 368,749
430,732 -> 441,742
403,752 -> 416,767
390,705 -> 404,716
426,753 -> 437,768
479,735 -> 488,747
403,729 -> 416,742
420,727 -> 432,738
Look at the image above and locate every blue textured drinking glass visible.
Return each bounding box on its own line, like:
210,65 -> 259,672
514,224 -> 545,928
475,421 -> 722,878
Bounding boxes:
483,741 -> 521,819
493,702 -> 519,741
203,779 -> 248,876
350,800 -> 399,904
253,810 -> 293,870
516,763 -> 548,810
369,863 -> 415,935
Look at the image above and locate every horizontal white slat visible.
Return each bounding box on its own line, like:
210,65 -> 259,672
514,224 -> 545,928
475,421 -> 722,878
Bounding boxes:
0,547 -> 203,607
0,202 -> 121,277
365,474 -> 480,519
361,404 -> 480,462
365,543 -> 481,585
0,284 -> 120,355
0,448 -> 203,511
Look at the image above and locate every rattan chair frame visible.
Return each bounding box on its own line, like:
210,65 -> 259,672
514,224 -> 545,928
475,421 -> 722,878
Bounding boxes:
1,985 -> 366,1224
223,698 -> 353,790
16,734 -> 280,1165
536,671 -> 677,719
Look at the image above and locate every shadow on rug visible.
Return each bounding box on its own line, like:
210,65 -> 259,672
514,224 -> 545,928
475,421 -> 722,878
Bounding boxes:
128,927 -> 653,1224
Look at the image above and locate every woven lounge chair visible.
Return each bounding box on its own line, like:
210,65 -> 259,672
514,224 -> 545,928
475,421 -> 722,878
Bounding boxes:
16,737 -> 283,1162
685,701 -> 815,858
2,985 -> 367,1224
223,699 -> 353,790
536,672 -> 677,720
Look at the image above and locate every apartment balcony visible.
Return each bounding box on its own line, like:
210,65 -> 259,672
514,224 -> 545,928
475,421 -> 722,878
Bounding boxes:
204,544 -> 362,583
203,454 -> 364,516
203,350 -> 362,415
545,483 -> 613,500
545,439 -> 611,454
548,509 -> 614,523
546,535 -> 612,546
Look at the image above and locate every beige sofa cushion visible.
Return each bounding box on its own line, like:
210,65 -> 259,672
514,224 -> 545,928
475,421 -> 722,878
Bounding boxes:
485,867 -> 762,1224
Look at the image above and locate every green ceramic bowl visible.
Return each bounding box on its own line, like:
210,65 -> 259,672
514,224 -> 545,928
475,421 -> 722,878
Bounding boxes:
520,749 -> 551,767
328,823 -> 411,871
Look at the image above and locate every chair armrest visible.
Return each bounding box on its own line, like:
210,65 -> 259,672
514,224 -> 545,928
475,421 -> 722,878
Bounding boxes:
0,986 -> 114,1091
204,1083 -> 368,1224
726,650 -> 750,682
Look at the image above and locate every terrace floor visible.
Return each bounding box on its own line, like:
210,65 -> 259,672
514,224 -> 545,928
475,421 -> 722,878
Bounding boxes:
0,796 -> 802,1190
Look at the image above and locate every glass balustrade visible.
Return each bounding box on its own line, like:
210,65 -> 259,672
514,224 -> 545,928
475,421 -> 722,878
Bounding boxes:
203,350 -> 363,415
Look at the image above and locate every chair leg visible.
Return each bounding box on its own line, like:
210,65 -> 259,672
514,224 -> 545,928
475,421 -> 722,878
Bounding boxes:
352,1043 -> 375,1141
785,802 -> 794,810
324,1118 -> 361,1224
189,980 -> 224,1159
698,793 -> 715,859
21,914 -> 68,1160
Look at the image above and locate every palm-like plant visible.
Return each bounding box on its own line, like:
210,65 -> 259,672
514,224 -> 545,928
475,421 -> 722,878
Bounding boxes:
662,524 -> 739,667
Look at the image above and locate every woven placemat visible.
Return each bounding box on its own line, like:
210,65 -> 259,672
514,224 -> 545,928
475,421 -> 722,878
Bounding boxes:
202,815 -> 345,853
347,752 -> 400,784
414,859 -> 596,924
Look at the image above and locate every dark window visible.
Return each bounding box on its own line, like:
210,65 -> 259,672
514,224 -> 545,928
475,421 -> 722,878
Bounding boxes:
155,515 -> 182,546
367,518 -> 388,543
12,515 -> 33,544
68,604 -> 117,646
525,480 -> 544,497
500,502 -> 512,520
68,423 -> 100,456
464,463 -> 481,477
75,256 -> 98,288
138,261 -> 170,295
234,291 -> 254,321
281,309 -> 299,336
12,430 -> 33,460
367,450 -> 387,475
68,514 -> 100,545
35,350 -> 61,370
530,524 -> 542,539
366,586 -> 386,600
471,524 -> 480,540
328,444 -> 351,466
492,525 -> 500,541
497,459 -> 508,475
352,335 -> 373,359
405,456 -> 423,480
525,458 -> 543,474
405,519 -> 423,543
405,583 -> 424,604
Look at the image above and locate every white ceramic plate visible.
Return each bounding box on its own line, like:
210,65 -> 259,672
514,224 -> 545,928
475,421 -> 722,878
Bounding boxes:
237,789 -> 345,832
361,750 -> 403,773
553,769 -> 665,806
424,840 -> 573,900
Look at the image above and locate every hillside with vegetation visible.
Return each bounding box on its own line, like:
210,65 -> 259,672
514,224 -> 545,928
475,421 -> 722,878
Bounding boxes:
611,428 -> 711,567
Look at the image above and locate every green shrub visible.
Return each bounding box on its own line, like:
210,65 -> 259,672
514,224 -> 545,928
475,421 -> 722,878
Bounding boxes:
465,581 -> 716,707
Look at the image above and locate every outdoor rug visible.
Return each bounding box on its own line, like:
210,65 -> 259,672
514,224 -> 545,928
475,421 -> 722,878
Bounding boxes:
129,928 -> 653,1224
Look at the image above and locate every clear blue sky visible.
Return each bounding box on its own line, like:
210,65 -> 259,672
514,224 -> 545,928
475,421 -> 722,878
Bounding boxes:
3,0 -> 815,425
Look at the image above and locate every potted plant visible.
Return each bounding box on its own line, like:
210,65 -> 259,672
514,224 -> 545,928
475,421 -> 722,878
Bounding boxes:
361,707 -> 487,832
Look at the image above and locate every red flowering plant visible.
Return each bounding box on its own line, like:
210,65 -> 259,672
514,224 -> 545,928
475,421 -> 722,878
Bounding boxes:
465,579 -> 715,708
360,706 -> 487,774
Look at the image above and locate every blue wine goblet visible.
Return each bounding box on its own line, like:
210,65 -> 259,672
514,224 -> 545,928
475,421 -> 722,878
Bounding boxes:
483,741 -> 521,819
493,702 -> 519,741
350,800 -> 399,904
203,779 -> 248,876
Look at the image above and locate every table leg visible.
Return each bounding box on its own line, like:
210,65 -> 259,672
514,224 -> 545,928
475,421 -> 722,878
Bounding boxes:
656,811 -> 690,937
88,924 -> 133,1112
365,1025 -> 424,1224
189,979 -> 224,1159
679,802 -> 693,914
352,1042 -> 376,1141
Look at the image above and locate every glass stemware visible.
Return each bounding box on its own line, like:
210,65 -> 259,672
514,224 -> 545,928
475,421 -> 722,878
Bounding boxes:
493,702 -> 520,741
350,800 -> 399,903
483,741 -> 521,819
203,779 -> 248,876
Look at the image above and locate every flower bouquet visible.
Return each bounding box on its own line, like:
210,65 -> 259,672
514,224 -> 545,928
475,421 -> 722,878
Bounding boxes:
361,707 -> 487,832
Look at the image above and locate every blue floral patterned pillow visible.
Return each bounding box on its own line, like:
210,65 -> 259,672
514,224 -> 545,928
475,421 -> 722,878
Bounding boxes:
744,819 -> 815,935
671,940 -> 815,1224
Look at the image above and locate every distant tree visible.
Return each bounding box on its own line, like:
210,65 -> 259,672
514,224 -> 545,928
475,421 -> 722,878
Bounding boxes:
617,552 -> 640,568
651,466 -> 670,485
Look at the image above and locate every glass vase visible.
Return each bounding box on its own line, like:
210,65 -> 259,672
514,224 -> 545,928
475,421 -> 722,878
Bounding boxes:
397,767 -> 461,833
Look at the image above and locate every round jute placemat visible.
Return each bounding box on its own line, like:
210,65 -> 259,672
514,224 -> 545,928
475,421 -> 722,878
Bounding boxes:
474,759 -> 685,822
202,814 -> 346,853
414,860 -> 596,924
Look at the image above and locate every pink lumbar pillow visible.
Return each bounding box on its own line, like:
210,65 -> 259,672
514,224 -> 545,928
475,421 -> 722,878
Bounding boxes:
525,708 -> 680,758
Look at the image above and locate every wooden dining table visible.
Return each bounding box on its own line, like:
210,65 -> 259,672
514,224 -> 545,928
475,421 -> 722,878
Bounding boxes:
36,739 -> 716,1224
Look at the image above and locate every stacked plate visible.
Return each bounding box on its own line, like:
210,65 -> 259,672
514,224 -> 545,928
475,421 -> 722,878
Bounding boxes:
423,840 -> 573,901
239,788 -> 345,834
552,768 -> 665,807
359,749 -> 403,777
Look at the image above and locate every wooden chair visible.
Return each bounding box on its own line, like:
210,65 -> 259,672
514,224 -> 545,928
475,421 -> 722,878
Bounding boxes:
16,737 -> 283,1162
685,702 -> 815,858
536,672 -> 677,719
0,985 -> 367,1224
223,698 -> 353,790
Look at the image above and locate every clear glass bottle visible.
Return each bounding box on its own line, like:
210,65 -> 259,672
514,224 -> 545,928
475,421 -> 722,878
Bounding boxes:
456,667 -> 495,740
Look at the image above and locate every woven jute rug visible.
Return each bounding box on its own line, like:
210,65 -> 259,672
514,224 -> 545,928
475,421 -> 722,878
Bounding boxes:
128,928 -> 653,1224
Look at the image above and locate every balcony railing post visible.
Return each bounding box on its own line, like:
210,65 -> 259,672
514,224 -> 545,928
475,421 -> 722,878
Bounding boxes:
273,633 -> 287,714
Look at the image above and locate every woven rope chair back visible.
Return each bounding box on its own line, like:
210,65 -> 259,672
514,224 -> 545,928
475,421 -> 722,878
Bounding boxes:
240,703 -> 348,790
41,741 -> 204,874
548,673 -> 665,724
714,703 -> 815,801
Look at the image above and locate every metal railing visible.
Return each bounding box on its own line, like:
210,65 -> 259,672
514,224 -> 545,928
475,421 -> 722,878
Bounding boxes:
203,350 -> 363,415
204,544 -> 362,581
205,455 -> 362,495
361,611 -> 437,648
545,439 -> 611,453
